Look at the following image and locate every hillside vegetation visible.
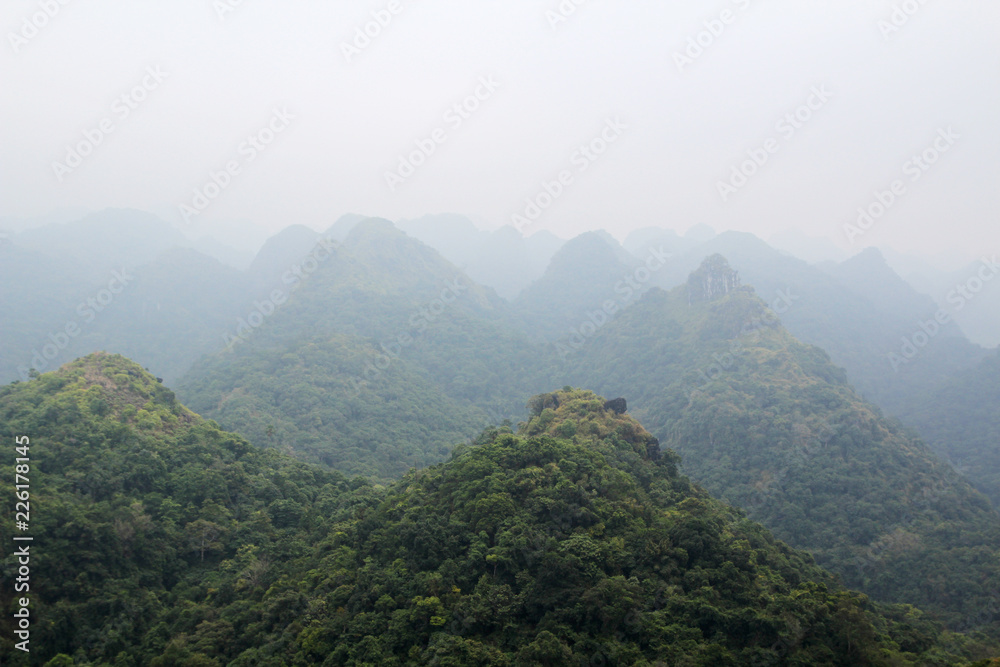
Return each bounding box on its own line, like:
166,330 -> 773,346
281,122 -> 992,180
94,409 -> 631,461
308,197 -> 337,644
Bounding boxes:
3,358 -> 994,664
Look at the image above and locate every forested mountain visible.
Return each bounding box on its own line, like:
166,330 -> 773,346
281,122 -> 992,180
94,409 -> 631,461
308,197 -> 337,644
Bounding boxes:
621,230 -> 989,416
0,239 -> 248,386
884,251 -> 1000,350
897,349 -> 1000,506
5,211 -> 999,662
512,231 -> 644,342
246,224 -> 322,289
11,208 -> 190,280
2,358 -> 994,665
555,258 -> 1000,631
176,219 -> 553,478
0,209 -> 249,385
0,242 -> 95,382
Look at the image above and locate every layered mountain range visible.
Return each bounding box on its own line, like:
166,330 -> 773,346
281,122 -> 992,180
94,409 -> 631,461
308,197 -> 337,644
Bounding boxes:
2,209 -> 999,663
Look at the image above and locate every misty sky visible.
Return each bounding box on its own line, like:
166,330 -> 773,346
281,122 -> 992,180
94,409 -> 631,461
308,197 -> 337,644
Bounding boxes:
2,0 -> 997,262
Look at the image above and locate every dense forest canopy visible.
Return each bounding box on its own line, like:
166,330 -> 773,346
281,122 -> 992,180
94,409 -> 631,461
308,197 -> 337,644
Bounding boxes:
2,362 -> 997,664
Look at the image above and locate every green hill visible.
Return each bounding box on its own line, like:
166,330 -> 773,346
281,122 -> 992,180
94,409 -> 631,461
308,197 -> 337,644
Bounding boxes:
2,358 -> 992,664
558,258 -> 1000,631
176,219 -> 552,479
0,353 -> 360,664
624,231 -> 989,417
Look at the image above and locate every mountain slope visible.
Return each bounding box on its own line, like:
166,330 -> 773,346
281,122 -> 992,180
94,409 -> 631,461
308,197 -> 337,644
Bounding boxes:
8,358 -> 990,664
396,214 -> 564,300
0,353 -> 361,664
176,219 -> 553,478
624,230 -> 989,416
559,257 -> 1000,631
177,333 -> 495,478
12,208 -> 190,279
898,349 -> 1000,506
513,231 -> 642,342
320,388 -> 973,665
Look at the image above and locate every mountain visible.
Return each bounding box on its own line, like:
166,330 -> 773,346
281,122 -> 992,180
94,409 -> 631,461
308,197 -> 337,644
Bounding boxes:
768,230 -> 849,264
557,256 -> 1000,630
460,225 -> 566,301
190,234 -> 254,270
622,225 -> 718,260
0,240 -> 247,385
396,213 -> 489,266
512,231 -> 644,342
246,223 -> 320,287
0,209 -> 250,384
175,332 -> 497,478
311,388 -> 981,665
325,212 -> 370,241
1,358 -> 989,664
0,241 -> 95,382
821,248 -> 990,411
824,247 -> 939,324
890,253 -> 1000,349
898,349 -> 1000,506
72,247 -> 248,384
396,214 -> 565,300
0,353 -> 357,664
623,230 -> 989,416
11,208 -> 190,280
176,219 -> 552,478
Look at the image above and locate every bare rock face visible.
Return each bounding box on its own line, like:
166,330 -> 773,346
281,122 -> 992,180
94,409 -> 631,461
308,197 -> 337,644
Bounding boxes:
687,254 -> 741,304
604,397 -> 627,414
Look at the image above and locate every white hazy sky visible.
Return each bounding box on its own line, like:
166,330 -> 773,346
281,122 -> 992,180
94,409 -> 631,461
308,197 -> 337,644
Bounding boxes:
2,0 -> 997,261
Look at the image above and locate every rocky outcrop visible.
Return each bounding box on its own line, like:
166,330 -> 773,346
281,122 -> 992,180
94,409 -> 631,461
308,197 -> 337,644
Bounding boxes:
687,254 -> 741,304
604,397 -> 627,414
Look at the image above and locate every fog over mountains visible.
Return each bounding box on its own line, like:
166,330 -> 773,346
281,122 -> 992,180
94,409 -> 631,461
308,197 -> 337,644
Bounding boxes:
3,205 -> 1000,662
3,2 -> 999,662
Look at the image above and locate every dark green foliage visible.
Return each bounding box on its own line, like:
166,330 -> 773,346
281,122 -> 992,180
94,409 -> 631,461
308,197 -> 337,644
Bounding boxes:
2,362 -> 990,664
176,333 -> 491,479
559,285 -> 1000,634
0,354 -> 356,663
